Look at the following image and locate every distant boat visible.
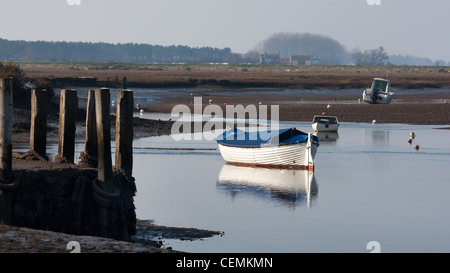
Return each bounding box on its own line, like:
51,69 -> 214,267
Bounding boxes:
311,115 -> 339,132
216,127 -> 319,170
362,78 -> 394,104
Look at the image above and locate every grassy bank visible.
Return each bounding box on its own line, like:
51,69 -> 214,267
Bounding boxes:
18,62 -> 450,90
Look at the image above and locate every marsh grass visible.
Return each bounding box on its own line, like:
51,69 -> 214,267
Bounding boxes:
18,62 -> 450,90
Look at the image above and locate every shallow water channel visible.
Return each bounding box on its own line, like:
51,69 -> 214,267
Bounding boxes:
130,121 -> 450,253
15,86 -> 450,252
13,117 -> 450,252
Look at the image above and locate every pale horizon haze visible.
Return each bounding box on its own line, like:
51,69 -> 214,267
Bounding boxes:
1,0 -> 449,62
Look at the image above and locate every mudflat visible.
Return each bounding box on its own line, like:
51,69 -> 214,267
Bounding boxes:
21,63 -> 450,126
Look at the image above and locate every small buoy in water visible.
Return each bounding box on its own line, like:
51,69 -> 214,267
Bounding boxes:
322,112 -> 326,115
136,103 -> 140,109
372,120 -> 377,124
409,132 -> 415,139
327,104 -> 331,109
224,102 -> 227,105
209,99 -> 213,104
111,100 -> 115,106
259,101 -> 262,105
407,138 -> 412,144
190,93 -> 194,96
445,101 -> 448,104
358,99 -> 361,104
139,109 -> 144,115
415,144 -> 420,150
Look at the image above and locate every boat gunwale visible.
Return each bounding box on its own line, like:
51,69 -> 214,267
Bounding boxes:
312,115 -> 339,124
216,140 -> 318,149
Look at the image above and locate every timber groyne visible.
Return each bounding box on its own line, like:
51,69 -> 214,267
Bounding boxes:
0,77 -> 137,241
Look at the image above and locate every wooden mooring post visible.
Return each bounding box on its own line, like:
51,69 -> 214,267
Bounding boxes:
30,89 -> 48,159
115,89 -> 134,178
55,89 -> 78,163
79,89 -> 97,167
95,88 -> 113,185
93,87 -> 121,237
0,78 -> 13,224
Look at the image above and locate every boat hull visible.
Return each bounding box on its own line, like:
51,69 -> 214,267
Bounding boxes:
312,122 -> 339,132
217,141 -> 318,170
362,89 -> 393,104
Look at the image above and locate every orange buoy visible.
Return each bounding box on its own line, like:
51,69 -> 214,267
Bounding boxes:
136,103 -> 140,109
414,145 -> 420,150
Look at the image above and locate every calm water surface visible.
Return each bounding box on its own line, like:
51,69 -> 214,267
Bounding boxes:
26,87 -> 450,252
132,121 -> 450,253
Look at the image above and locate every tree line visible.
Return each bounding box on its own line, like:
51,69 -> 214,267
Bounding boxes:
247,32 -> 448,66
1,35 -> 447,66
0,39 -> 232,64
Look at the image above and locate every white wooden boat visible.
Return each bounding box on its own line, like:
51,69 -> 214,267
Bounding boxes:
362,78 -> 394,104
215,127 -> 319,170
311,115 -> 339,132
217,164 -> 318,207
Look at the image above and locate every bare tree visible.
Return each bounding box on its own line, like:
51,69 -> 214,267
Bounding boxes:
254,32 -> 349,65
353,46 -> 388,65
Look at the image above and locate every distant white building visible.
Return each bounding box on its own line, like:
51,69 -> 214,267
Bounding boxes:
290,55 -> 312,65
259,52 -> 281,64
259,53 -> 318,65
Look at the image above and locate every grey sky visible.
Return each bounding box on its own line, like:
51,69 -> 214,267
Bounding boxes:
1,0 -> 449,61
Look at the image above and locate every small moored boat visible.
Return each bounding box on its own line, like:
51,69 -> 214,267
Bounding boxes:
215,127 -> 319,170
362,78 -> 394,104
311,115 -> 339,132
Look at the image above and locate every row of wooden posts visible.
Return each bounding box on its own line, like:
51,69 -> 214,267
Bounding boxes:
0,77 -> 134,224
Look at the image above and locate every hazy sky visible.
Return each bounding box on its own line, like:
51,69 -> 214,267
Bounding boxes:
1,0 -> 450,61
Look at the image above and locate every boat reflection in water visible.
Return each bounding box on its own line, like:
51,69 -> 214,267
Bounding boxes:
314,132 -> 339,143
217,164 -> 318,209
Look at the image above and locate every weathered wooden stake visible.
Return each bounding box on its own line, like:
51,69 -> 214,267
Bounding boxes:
0,78 -> 13,224
79,89 -> 97,167
115,90 -> 134,178
95,88 -> 113,185
94,88 -> 118,238
30,89 -> 48,158
55,89 -> 78,163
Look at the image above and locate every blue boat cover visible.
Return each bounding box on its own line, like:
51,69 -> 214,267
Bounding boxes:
216,127 -> 315,148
